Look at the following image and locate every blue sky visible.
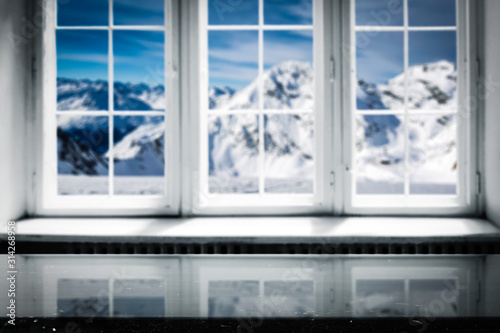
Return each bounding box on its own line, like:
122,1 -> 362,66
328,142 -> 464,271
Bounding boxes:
264,0 -> 312,25
57,30 -> 164,84
57,0 -> 164,26
113,31 -> 164,84
58,0 -> 108,26
356,30 -> 456,84
356,0 -> 455,27
355,0 -> 404,26
264,30 -> 313,69
408,0 -> 456,27
409,31 -> 456,66
208,0 -> 312,26
208,0 -> 258,25
208,31 -> 259,89
209,30 -> 312,89
57,30 -> 108,81
356,32 -> 404,84
114,0 -> 164,25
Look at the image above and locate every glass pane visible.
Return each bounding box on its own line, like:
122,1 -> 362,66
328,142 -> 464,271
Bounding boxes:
355,115 -> 405,195
113,279 -> 165,317
113,0 -> 164,26
57,115 -> 109,195
58,0 -> 108,26
208,31 -> 259,110
113,116 -> 165,195
57,30 -> 108,111
208,114 -> 259,194
113,31 -> 165,111
208,0 -> 259,25
355,0 -> 404,27
57,279 -> 109,317
409,279 -> 458,317
408,31 -> 457,110
409,0 -> 456,27
263,280 -> 314,317
264,114 -> 314,193
409,115 -> 457,195
263,30 -> 313,110
354,280 -> 405,317
356,32 -> 404,110
208,281 -> 260,317
264,0 -> 313,25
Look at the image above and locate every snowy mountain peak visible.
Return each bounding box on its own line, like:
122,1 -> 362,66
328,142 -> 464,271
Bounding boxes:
357,60 -> 457,110
210,60 -> 314,110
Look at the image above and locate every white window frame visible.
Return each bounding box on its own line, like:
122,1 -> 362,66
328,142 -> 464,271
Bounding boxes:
32,0 -> 181,216
182,0 -> 335,215
341,0 -> 479,216
28,0 -> 480,217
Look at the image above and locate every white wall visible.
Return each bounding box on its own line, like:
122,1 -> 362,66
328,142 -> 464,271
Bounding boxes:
483,0 -> 500,227
0,0 -> 29,226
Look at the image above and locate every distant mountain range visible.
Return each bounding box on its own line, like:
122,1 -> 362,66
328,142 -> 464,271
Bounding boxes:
57,60 -> 457,194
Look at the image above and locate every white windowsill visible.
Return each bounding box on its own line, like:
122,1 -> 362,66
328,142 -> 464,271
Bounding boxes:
6,217 -> 500,242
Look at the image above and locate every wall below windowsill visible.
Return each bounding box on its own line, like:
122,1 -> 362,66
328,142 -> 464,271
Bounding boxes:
5,217 -> 500,243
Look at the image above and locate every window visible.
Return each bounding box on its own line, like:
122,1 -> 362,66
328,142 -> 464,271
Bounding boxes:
346,0 -> 475,214
34,0 -> 478,216
189,0 -> 331,214
38,0 -> 180,214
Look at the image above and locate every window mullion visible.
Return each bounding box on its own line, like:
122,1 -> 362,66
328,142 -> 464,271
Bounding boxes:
403,0 -> 410,197
108,0 -> 114,197
258,0 -> 265,195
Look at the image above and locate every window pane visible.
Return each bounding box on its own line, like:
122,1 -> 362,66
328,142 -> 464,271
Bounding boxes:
57,115 -> 109,195
113,279 -> 165,317
208,31 -> 259,110
409,279 -> 458,317
408,31 -> 457,110
356,32 -> 404,110
209,114 -> 259,194
113,31 -> 165,111
113,0 -> 164,26
58,0 -> 108,26
264,114 -> 314,193
208,0 -> 259,25
409,0 -> 456,27
355,0 -> 404,27
264,0 -> 313,25
208,281 -> 260,317
57,279 -> 109,317
57,30 -> 108,111
263,30 -> 313,110
113,116 -> 165,195
354,280 -> 405,317
355,115 -> 405,195
409,115 -> 457,195
263,280 -> 315,317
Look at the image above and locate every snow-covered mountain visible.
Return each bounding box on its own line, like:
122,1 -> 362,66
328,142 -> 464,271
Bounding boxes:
57,78 -> 109,111
57,115 -> 164,177
109,122 -> 165,176
209,61 -> 313,110
357,60 -> 457,110
57,60 -> 457,194
57,116 -> 109,175
57,78 -> 165,111
355,60 -> 458,194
